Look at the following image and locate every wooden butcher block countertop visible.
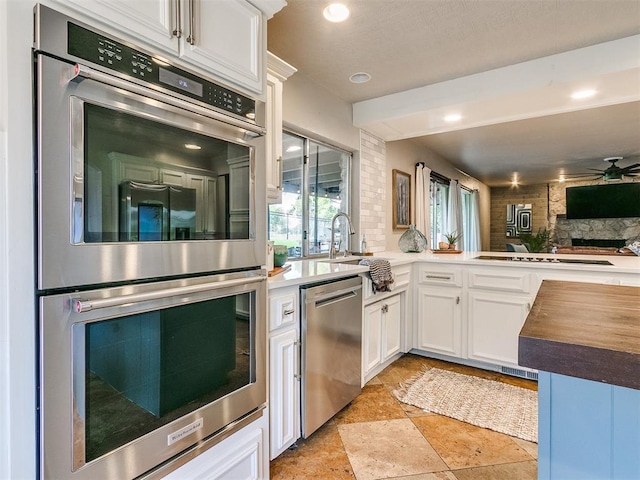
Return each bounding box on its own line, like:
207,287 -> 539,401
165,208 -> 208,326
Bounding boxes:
519,280 -> 640,390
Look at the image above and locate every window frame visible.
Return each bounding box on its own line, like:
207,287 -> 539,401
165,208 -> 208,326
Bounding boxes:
268,130 -> 352,259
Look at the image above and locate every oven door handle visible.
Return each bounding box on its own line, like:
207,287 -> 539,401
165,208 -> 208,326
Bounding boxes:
70,63 -> 265,137
73,275 -> 264,313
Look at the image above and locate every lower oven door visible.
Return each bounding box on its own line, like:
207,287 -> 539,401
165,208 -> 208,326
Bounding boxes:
39,270 -> 266,480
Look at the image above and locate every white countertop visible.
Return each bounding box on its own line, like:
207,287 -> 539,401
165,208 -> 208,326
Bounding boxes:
267,250 -> 640,289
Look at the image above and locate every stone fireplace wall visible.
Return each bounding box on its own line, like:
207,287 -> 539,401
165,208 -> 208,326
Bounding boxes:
489,177 -> 640,251
549,178 -> 640,247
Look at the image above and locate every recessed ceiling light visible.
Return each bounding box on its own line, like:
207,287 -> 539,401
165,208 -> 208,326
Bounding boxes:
349,72 -> 371,84
286,145 -> 302,152
571,89 -> 596,100
323,3 -> 350,22
184,143 -> 201,150
444,114 -> 462,122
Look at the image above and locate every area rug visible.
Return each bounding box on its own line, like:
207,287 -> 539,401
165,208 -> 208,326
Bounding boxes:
394,368 -> 537,443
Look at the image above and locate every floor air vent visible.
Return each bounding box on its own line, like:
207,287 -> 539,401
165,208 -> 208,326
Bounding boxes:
501,366 -> 538,381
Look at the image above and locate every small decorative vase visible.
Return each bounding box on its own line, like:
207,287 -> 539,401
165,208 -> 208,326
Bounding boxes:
273,245 -> 288,267
398,224 -> 428,253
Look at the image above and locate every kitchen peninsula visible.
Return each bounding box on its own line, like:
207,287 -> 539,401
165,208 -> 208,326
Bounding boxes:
267,250 -> 640,459
519,280 -> 640,480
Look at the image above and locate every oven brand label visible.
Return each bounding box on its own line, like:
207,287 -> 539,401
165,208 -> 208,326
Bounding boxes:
167,418 -> 204,446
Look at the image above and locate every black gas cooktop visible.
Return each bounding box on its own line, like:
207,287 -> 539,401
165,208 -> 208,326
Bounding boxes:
473,255 -> 613,266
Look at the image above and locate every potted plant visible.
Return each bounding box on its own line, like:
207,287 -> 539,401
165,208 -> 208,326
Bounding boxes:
519,228 -> 550,253
440,231 -> 462,250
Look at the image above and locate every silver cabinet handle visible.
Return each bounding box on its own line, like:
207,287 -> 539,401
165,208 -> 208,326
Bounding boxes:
73,275 -> 264,313
526,302 -> 531,311
172,0 -> 182,37
276,157 -> 282,190
456,296 -> 460,305
425,274 -> 452,280
283,308 -> 295,316
186,0 -> 195,45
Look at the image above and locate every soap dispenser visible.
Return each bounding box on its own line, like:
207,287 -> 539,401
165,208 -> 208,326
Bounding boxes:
361,234 -> 367,254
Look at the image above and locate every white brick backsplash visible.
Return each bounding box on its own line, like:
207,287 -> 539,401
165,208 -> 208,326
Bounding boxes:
359,130 -> 386,252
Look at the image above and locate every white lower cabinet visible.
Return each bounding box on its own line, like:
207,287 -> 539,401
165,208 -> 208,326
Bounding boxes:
268,286 -> 300,459
466,290 -> 533,367
414,264 -> 463,358
363,292 -> 404,382
415,285 -> 463,357
269,327 -> 299,459
163,409 -> 269,479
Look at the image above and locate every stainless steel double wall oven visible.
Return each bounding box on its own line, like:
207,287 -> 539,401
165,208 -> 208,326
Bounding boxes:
34,5 -> 267,479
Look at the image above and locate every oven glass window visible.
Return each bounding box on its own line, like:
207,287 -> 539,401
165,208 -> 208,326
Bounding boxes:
80,103 -> 251,243
78,292 -> 255,462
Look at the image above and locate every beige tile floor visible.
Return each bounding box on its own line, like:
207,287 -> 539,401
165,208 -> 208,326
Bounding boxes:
270,354 -> 538,480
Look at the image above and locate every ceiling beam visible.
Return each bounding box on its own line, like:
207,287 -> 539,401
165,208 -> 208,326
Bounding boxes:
353,35 -> 640,141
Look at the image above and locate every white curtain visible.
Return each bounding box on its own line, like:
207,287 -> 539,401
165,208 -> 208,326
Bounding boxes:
465,190 -> 481,251
447,179 -> 463,247
415,163 -> 431,249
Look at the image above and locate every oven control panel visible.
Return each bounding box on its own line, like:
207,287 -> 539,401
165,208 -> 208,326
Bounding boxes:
67,23 -> 255,120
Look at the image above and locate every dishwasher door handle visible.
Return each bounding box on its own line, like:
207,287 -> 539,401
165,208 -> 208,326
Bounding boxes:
309,284 -> 362,308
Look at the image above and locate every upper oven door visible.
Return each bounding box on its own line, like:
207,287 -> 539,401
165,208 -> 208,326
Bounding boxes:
36,54 -> 266,290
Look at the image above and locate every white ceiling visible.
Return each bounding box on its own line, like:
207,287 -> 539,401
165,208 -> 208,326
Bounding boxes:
267,0 -> 640,186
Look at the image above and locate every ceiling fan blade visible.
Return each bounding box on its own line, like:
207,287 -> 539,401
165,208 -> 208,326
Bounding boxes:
621,163 -> 640,171
563,173 -> 603,177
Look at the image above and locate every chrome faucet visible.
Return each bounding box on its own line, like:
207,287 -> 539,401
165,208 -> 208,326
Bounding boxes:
329,212 -> 356,259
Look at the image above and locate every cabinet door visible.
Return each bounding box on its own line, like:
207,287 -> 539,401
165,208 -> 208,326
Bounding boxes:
205,176 -> 218,237
363,302 -> 383,376
416,285 -> 462,357
265,73 -> 283,204
161,169 -> 186,186
269,327 -> 299,459
50,0 -> 177,55
181,0 -> 265,95
185,174 -> 206,236
382,294 -> 402,362
467,290 -> 532,366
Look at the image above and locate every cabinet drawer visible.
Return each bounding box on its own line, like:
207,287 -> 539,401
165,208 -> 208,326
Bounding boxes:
363,264 -> 412,300
468,269 -> 531,293
393,265 -> 412,289
418,265 -> 462,287
269,288 -> 298,331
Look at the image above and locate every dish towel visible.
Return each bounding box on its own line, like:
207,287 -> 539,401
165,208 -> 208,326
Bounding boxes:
359,259 -> 394,293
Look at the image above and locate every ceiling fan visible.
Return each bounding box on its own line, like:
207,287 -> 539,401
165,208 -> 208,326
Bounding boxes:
564,156 -> 640,182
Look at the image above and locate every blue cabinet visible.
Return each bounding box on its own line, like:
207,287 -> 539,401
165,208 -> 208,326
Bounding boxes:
538,372 -> 640,480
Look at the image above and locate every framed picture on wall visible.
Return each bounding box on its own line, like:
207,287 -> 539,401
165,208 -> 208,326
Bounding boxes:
392,169 -> 411,229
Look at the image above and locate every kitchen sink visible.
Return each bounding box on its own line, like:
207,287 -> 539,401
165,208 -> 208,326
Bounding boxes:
330,258 -> 366,265
320,255 -> 383,265
319,256 -> 367,265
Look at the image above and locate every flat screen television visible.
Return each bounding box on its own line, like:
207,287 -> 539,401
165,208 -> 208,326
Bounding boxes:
566,183 -> 640,219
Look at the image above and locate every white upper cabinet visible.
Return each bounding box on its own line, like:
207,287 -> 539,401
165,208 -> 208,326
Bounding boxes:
266,52 -> 297,204
182,0 -> 264,95
48,0 -> 177,52
46,0 -> 286,96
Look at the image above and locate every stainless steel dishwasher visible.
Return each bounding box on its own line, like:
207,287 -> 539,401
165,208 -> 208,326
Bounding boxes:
300,275 -> 363,438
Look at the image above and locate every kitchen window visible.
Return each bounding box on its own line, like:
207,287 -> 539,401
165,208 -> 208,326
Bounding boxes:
429,174 -> 475,249
268,131 -> 351,258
